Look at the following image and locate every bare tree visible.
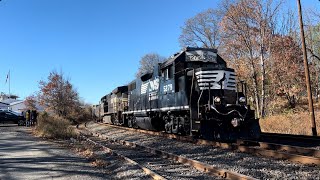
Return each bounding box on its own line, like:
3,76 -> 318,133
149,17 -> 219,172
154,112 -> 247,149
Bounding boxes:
220,0 -> 282,117
304,10 -> 320,102
179,9 -> 222,49
136,53 -> 166,77
220,0 -> 262,117
256,0 -> 283,117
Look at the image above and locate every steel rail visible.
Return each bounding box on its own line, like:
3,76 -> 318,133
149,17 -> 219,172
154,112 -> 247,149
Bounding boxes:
94,123 -> 320,165
260,132 -> 320,144
236,142 -> 320,165
86,127 -> 256,180
241,140 -> 320,158
80,132 -> 167,180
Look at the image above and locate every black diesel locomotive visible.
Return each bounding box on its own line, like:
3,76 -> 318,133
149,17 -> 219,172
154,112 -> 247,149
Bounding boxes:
95,47 -> 261,141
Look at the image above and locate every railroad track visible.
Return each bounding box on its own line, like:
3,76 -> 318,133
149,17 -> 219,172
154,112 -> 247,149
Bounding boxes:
91,122 -> 320,166
78,127 -> 255,180
84,136 -> 165,180
260,132 -> 320,147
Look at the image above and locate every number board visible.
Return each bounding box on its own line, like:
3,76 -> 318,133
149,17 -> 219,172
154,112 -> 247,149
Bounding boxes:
186,50 -> 217,63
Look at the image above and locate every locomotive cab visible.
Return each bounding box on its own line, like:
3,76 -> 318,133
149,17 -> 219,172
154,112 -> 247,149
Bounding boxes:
182,49 -> 260,141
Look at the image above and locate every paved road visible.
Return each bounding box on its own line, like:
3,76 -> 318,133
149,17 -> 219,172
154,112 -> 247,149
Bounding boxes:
0,124 -> 107,180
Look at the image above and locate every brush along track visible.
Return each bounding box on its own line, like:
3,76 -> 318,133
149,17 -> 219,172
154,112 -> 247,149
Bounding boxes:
79,128 -> 255,180
92,122 -> 320,166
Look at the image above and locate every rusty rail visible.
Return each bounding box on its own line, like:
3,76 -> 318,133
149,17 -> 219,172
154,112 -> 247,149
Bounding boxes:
95,123 -> 320,166
241,140 -> 320,158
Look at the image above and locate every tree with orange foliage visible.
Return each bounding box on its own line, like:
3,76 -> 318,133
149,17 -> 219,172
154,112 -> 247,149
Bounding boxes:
269,35 -> 304,108
39,71 -> 80,118
24,94 -> 37,110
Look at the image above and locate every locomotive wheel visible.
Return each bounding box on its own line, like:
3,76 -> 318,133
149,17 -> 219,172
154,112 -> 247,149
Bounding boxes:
172,124 -> 178,134
128,118 -> 133,128
165,122 -> 172,133
132,116 -> 138,129
165,125 -> 172,133
133,122 -> 139,129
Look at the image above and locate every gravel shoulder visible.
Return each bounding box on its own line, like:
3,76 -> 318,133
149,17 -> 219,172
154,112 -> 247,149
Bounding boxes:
0,124 -> 150,180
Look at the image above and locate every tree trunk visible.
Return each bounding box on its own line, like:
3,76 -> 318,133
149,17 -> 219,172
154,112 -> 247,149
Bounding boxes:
253,72 -> 260,119
316,71 -> 319,103
260,42 -> 266,118
249,54 -> 260,119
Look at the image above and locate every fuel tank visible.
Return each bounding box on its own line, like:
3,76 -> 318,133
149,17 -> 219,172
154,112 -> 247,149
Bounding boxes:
135,116 -> 156,130
103,115 -> 113,124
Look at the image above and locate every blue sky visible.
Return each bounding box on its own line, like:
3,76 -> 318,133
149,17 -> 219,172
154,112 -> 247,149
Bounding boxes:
0,0 -> 317,104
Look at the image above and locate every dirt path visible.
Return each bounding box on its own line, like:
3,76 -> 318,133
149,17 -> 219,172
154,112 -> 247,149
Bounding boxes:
0,124 -> 107,180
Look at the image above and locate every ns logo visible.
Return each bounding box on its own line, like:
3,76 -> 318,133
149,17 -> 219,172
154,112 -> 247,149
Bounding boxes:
149,78 -> 159,91
141,78 -> 159,94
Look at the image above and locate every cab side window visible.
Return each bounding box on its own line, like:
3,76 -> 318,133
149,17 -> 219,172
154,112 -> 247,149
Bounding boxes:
162,65 -> 173,80
168,65 -> 173,79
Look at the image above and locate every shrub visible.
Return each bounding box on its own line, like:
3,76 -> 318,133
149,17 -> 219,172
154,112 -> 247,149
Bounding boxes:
36,112 -> 76,139
66,106 -> 93,124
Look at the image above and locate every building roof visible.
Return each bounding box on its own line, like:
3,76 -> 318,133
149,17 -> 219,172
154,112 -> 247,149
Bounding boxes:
1,99 -> 18,104
9,100 -> 24,106
0,101 -> 9,105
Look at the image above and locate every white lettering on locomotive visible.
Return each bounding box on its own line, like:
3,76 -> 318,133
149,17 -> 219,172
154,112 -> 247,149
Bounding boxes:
141,83 -> 148,94
141,78 -> 159,94
149,78 -> 159,92
148,91 -> 158,100
186,50 -> 217,62
163,84 -> 173,92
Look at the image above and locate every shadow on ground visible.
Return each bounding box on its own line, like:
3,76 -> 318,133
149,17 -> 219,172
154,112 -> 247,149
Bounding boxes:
0,125 -> 108,180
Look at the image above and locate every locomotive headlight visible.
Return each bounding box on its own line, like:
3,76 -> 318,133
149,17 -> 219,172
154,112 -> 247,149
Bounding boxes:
239,97 -> 246,104
214,97 -> 221,104
231,118 -> 241,127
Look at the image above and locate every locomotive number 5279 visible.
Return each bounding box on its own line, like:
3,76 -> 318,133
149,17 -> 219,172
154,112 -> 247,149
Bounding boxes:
163,84 -> 173,93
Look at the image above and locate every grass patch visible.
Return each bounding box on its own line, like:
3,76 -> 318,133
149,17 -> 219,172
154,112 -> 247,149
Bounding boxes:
35,112 -> 77,139
260,111 -> 320,135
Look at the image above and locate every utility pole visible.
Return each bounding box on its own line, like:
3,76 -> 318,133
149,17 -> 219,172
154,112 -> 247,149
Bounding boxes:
9,70 -> 10,97
297,0 -> 317,136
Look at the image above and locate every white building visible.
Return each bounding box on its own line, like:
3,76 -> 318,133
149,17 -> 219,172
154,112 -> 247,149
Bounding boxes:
9,101 -> 44,114
1,93 -> 44,113
0,102 -> 9,109
9,101 -> 25,114
0,92 -> 18,102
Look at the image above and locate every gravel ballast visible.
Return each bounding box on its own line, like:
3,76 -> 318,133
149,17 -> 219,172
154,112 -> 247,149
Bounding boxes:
86,122 -> 320,179
86,136 -> 221,180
